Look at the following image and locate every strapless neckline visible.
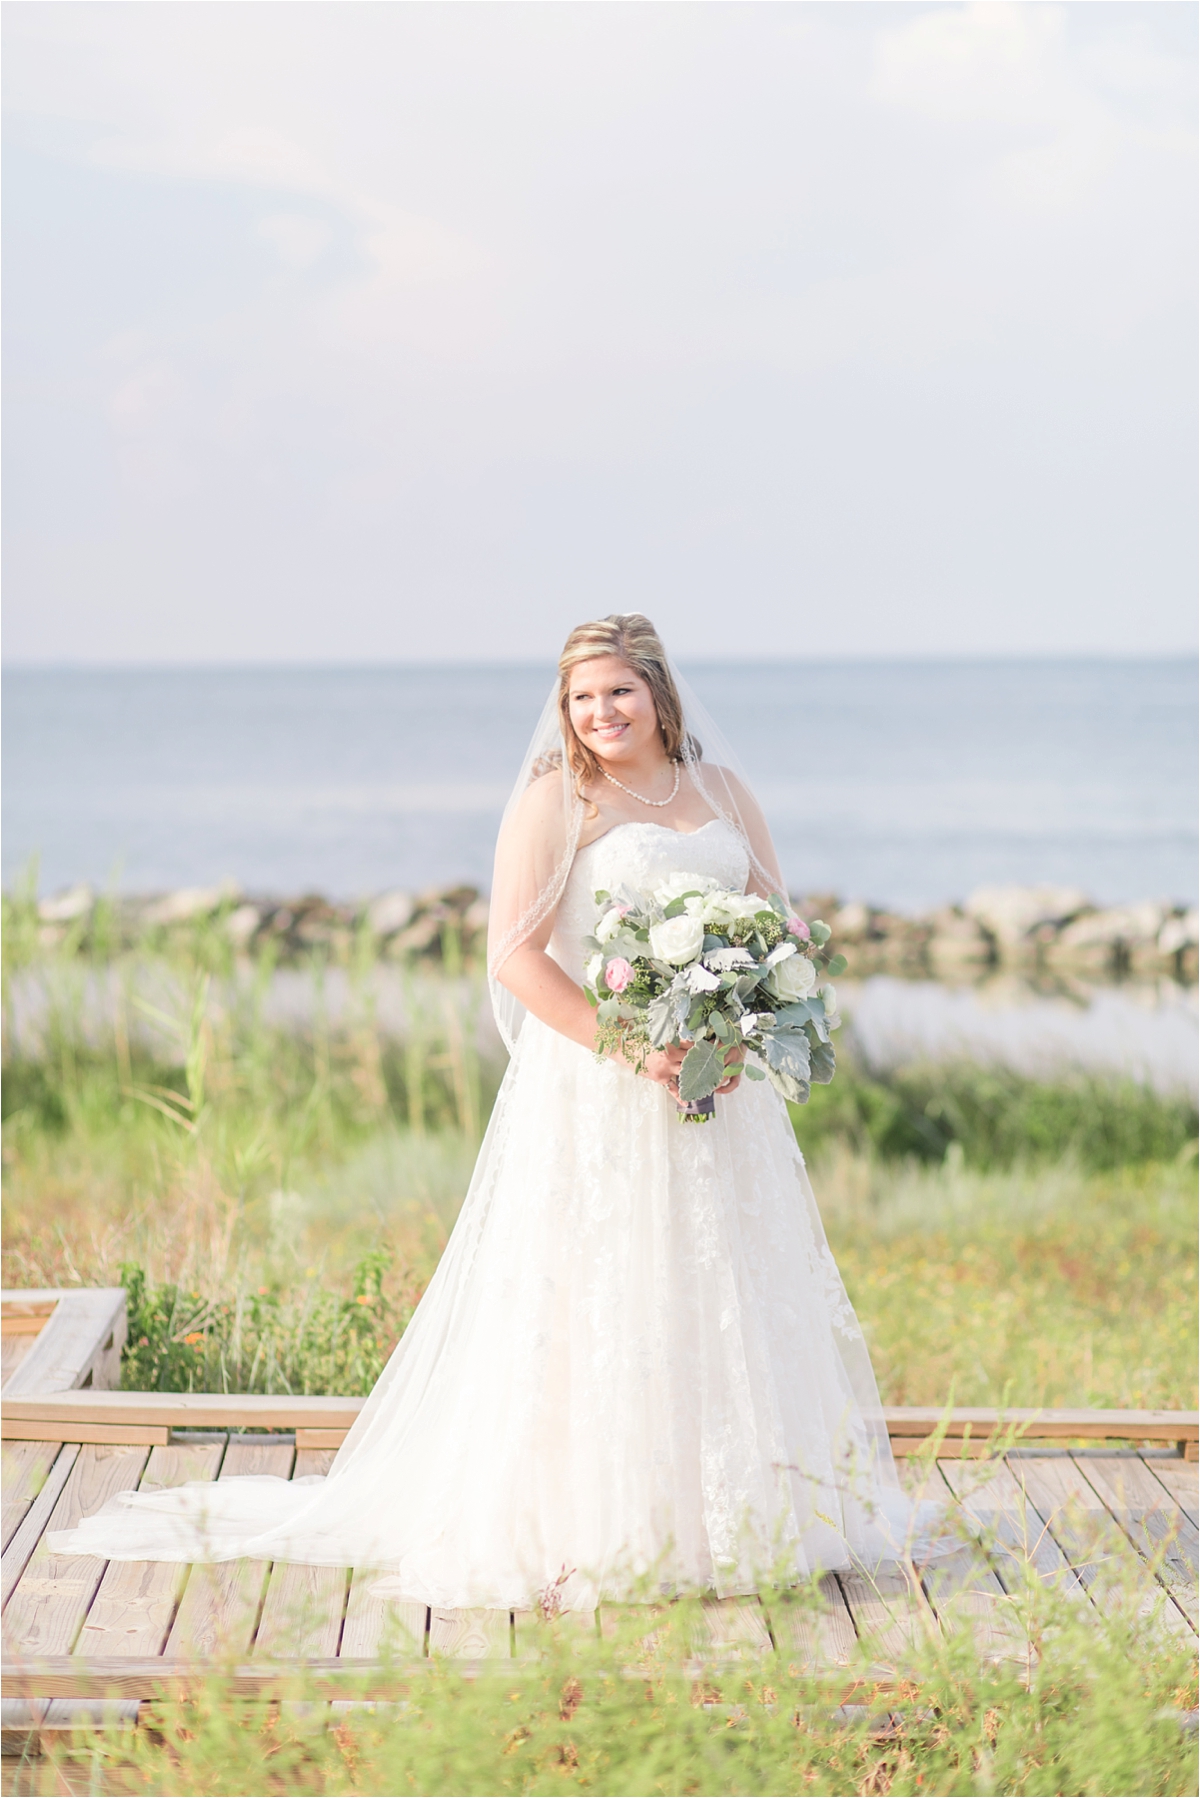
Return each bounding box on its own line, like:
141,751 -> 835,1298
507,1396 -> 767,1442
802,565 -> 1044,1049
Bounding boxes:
577,817 -> 726,853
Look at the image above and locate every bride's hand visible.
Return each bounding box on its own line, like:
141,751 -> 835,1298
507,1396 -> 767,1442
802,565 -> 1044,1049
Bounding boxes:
625,1043 -> 743,1098
636,1045 -> 687,1092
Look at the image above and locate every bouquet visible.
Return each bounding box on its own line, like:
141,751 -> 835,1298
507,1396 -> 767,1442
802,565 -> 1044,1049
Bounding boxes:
583,874 -> 847,1122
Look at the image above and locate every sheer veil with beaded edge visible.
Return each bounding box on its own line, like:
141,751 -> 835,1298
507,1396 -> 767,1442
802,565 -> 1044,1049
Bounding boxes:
486,647 -> 787,1055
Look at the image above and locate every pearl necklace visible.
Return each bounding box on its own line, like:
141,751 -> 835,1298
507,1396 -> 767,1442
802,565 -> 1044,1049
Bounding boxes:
600,760 -> 682,808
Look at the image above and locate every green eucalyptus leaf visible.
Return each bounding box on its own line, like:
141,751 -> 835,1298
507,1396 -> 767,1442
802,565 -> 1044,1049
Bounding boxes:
826,953 -> 848,977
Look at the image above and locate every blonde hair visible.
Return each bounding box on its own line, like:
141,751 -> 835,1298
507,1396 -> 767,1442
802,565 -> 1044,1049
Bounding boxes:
556,613 -> 697,801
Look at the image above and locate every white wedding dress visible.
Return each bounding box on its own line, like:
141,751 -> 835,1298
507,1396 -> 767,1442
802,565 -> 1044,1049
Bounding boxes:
51,820 -> 910,1610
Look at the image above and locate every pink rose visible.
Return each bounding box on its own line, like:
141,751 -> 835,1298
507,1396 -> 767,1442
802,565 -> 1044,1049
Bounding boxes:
787,917 -> 811,940
605,957 -> 635,993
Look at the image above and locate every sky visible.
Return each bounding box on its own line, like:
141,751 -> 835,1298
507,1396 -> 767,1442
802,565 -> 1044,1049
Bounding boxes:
3,1 -> 1196,666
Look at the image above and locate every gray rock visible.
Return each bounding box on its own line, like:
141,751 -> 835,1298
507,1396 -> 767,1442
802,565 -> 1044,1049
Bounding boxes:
224,904 -> 261,948
462,897 -> 490,935
925,907 -> 993,966
1053,900 -> 1171,953
965,884 -> 1089,946
831,901 -> 871,942
37,885 -> 93,923
142,882 -> 241,926
366,891 -> 415,937
1158,909 -> 1199,956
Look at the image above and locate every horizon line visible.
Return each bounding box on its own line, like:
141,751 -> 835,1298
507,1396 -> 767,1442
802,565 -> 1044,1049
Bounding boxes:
4,650 -> 1198,674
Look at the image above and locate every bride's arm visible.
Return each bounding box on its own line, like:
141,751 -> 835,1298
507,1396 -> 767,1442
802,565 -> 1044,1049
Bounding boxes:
489,772 -> 686,1088
497,934 -> 687,1089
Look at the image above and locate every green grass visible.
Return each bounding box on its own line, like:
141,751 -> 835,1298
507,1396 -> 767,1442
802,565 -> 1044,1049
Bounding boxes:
6,1561 -> 1197,1796
2,940 -> 1196,1408
791,1058 -> 1198,1170
819,1148 -> 1196,1409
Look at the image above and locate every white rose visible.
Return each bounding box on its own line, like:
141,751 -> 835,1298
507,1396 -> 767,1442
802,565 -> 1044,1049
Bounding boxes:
596,907 -> 624,944
765,949 -> 817,1002
653,871 -> 717,907
649,913 -> 706,966
702,890 -> 767,929
818,984 -> 841,1028
585,952 -> 605,987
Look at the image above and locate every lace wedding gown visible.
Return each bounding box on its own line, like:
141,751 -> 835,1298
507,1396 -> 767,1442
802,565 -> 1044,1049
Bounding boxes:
51,820 -> 908,1610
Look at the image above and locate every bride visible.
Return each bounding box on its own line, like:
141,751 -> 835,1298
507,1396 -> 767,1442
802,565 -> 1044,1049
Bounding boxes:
51,614 -> 910,1611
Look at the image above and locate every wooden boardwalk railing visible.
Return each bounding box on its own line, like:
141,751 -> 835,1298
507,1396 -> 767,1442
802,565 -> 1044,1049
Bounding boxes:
3,1389 -> 1196,1456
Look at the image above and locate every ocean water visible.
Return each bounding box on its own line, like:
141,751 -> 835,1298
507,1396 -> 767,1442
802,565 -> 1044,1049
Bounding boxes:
3,659 -> 1195,908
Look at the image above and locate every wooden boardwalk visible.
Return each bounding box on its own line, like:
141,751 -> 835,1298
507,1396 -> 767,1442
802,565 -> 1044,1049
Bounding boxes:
2,1429 -> 1195,1735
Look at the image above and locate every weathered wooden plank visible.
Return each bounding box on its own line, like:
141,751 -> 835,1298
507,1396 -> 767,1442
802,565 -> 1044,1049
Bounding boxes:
0,1657 -> 436,1700
255,1563 -> 349,1660
73,1441 -> 225,1660
1147,1458 -> 1199,1529
165,1439 -> 294,1660
3,1391 -> 364,1430
6,1393 -> 1192,1446
294,1448 -> 338,1479
697,1595 -> 773,1658
939,1458 -> 1085,1594
1,1420 -> 170,1446
253,1440 -> 345,1660
1014,1454 -> 1191,1639
766,1574 -> 857,1669
1,1445 -> 80,1608
1,1697 -> 141,1752
428,1608 -> 512,1659
898,1460 -> 1025,1662
1073,1455 -> 1198,1628
884,1407 -> 1198,1445
1,1441 -> 59,1552
221,1438 -> 297,1477
1,1294 -> 59,1321
342,1571 -> 427,1659
2,1445 -> 149,1655
1,1290 -> 126,1399
837,1566 -> 931,1664
512,1605 -> 597,1660
1,1336 -> 37,1390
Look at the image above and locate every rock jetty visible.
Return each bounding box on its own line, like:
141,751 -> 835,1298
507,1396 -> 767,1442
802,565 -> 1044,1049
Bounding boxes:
20,881 -> 1198,981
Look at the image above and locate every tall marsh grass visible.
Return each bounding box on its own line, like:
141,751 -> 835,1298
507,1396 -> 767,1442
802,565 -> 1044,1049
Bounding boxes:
2,927 -> 1196,1406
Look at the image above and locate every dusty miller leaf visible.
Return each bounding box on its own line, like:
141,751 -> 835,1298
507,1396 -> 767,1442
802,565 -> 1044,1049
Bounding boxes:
678,1039 -> 727,1103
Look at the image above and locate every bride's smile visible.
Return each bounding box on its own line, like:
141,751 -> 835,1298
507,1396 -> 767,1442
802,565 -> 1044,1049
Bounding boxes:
568,654 -> 670,782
